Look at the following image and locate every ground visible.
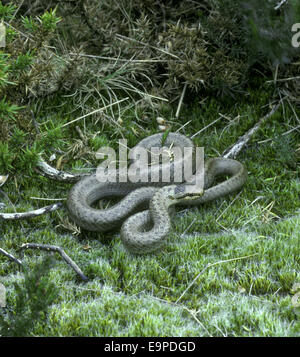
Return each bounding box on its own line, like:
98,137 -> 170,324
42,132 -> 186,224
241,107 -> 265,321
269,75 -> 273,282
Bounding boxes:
0,84 -> 299,336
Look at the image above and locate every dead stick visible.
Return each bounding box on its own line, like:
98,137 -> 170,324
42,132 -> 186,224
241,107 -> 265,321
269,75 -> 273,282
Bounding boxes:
0,202 -> 63,220
20,243 -> 88,281
175,83 -> 187,118
36,157 -> 90,183
0,248 -> 22,266
274,0 -> 287,10
222,103 -> 280,159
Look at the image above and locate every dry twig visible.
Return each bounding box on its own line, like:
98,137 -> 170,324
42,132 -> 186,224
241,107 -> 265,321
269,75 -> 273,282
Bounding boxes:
0,202 -> 63,220
0,248 -> 22,266
36,157 -> 89,182
20,243 -> 88,281
61,98 -> 129,128
274,0 -> 288,10
175,83 -> 187,118
222,103 -> 281,159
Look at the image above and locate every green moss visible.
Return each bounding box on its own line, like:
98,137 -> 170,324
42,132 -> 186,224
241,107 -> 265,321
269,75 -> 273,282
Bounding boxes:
0,0 -> 299,338
1,88 -> 299,336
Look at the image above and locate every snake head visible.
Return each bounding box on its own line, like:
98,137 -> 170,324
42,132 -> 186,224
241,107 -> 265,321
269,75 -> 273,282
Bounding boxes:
171,184 -> 204,200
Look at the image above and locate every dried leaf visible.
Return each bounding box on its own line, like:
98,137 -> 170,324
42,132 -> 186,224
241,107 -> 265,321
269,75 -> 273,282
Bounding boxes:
0,175 -> 9,187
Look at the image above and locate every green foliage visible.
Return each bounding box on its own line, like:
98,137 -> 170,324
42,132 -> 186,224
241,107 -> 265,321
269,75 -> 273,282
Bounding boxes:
0,97 -> 20,119
0,90 -> 298,336
0,0 -> 299,337
11,51 -> 33,72
0,52 -> 14,88
2,4 -> 62,100
10,127 -> 28,147
1,0 -> 300,103
0,257 -> 59,337
36,121 -> 65,151
19,143 -> 41,173
0,141 -> 13,171
40,7 -> 61,32
22,7 -> 60,34
0,3 -> 65,174
21,16 -> 39,32
0,2 -> 16,20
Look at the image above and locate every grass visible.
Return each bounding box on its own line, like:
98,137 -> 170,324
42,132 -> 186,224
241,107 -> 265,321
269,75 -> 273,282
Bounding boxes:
0,83 -> 299,336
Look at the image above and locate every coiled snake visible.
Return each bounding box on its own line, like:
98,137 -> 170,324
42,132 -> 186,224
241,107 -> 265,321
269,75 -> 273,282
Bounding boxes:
67,132 -> 247,253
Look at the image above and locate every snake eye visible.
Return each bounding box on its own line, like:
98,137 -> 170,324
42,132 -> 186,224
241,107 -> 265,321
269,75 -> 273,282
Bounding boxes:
174,185 -> 185,195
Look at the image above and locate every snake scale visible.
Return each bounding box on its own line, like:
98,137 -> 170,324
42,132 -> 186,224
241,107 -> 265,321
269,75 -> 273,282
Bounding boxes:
67,132 -> 247,253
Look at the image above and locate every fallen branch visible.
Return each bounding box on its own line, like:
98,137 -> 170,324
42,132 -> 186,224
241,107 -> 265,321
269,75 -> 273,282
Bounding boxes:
20,243 -> 88,282
0,248 -> 22,266
0,202 -> 63,220
222,103 -> 280,159
36,157 -> 90,183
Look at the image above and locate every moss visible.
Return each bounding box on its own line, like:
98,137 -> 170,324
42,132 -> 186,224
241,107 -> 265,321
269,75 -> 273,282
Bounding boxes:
0,0 -> 299,337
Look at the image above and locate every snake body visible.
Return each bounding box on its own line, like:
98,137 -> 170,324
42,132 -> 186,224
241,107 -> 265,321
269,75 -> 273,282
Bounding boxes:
67,133 -> 247,253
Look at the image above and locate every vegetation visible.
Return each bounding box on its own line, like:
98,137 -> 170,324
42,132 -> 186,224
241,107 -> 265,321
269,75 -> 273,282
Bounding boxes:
0,0 -> 299,336
0,256 -> 58,336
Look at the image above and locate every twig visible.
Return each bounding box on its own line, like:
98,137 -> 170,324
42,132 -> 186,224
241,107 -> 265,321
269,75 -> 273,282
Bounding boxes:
216,191 -> 243,222
75,125 -> 87,143
181,217 -> 197,236
36,157 -> 90,182
286,98 -> 300,125
31,110 -> 40,134
61,98 -> 129,127
30,197 -> 65,201
0,202 -> 62,220
69,52 -> 169,63
257,124 -> 300,144
0,248 -> 22,266
191,116 -> 223,139
175,253 -> 259,304
175,119 -> 192,133
222,103 -> 280,159
0,188 -> 15,211
266,76 -> 300,83
3,21 -> 34,42
175,83 -> 187,118
274,0 -> 287,10
9,0 -> 25,23
20,243 -> 88,282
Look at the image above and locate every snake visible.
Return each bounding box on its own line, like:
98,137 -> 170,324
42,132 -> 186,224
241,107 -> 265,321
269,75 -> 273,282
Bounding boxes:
67,132 -> 247,254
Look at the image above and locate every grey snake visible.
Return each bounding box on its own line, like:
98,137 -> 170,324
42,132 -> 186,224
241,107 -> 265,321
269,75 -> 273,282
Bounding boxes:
67,132 -> 247,253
